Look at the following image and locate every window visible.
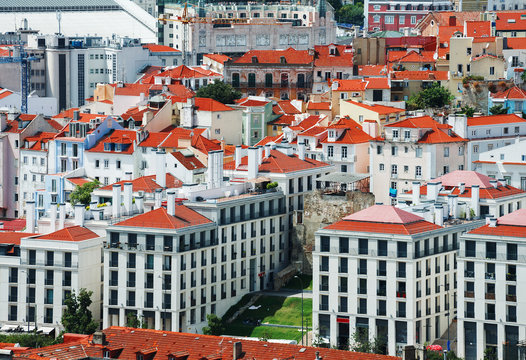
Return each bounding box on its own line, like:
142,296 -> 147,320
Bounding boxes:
104,160 -> 109,168
373,15 -> 380,23
415,166 -> 422,177
385,16 -> 394,24
392,146 -> 398,156
327,146 -> 334,158
416,147 -> 422,157
391,164 -> 398,175
379,163 -> 385,171
399,15 -> 405,24
341,146 -> 347,158
490,67 -> 495,75
459,146 -> 464,155
411,16 -> 417,24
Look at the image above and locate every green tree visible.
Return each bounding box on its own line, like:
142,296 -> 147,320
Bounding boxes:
195,80 -> 242,105
61,289 -> 98,335
521,71 -> 526,82
202,314 -> 225,336
459,105 -> 476,117
407,83 -> 454,110
349,330 -> 387,354
69,180 -> 100,206
126,313 -> 141,328
489,104 -> 508,115
336,3 -> 364,26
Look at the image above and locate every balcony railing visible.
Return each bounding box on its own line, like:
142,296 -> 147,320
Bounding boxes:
397,291 -> 406,298
485,293 -> 496,300
465,291 -> 474,298
506,294 -> 517,302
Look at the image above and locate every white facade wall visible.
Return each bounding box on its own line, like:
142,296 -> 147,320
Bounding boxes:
18,149 -> 48,217
84,151 -> 138,187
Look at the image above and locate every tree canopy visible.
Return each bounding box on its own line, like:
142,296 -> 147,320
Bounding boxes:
70,180 -> 100,206
489,104 -> 508,115
336,3 -> 364,26
195,80 -> 242,105
61,289 -> 98,335
407,83 -> 454,110
202,314 -> 225,336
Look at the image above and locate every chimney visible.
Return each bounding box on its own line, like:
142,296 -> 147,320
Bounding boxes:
426,182 -> 441,201
498,178 -> 506,187
125,171 -> 132,181
167,191 -> 176,216
233,342 -> 243,360
0,113 -> 6,132
123,182 -> 133,216
257,146 -> 263,166
59,203 -> 66,229
471,185 -> 480,218
156,150 -> 167,188
315,351 -> 321,360
434,204 -> 444,226
74,204 -> 85,226
449,15 -> 456,26
265,144 -> 271,158
298,142 -> 306,161
458,182 -> 465,194
112,184 -> 121,218
235,145 -> 242,168
412,182 -> 420,205
135,194 -> 144,213
26,201 -> 35,233
216,150 -> 224,188
489,217 -> 497,227
154,188 -> 163,209
489,179 -> 498,188
73,110 -> 80,121
92,331 -> 106,345
248,147 -> 258,180
449,194 -> 458,218
50,202 -> 57,233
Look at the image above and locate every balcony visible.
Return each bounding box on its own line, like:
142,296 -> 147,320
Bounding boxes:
486,312 -> 495,320
127,300 -> 135,307
320,303 -> 329,311
507,273 -> 517,281
377,309 -> 386,316
506,294 -> 517,302
338,286 -> 348,293
45,279 -> 54,286
417,290 -> 421,298
26,296 -> 35,303
377,270 -> 387,277
397,291 -> 406,298
62,280 -> 71,287
397,271 -> 406,278
485,272 -> 496,280
507,314 -> 517,322
144,301 -> 154,308
8,295 -> 17,302
416,270 -> 421,278
357,288 -> 367,295
377,289 -> 387,297
109,280 -> 118,287
127,281 -> 136,287
464,270 -> 474,278
358,267 -> 367,275
397,311 -> 406,318
485,293 -> 496,300
9,276 -> 18,283
464,291 -> 474,298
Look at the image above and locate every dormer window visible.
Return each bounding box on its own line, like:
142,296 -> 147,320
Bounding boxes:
392,129 -> 399,139
280,56 -> 286,64
251,56 -> 258,63
115,144 -> 121,152
329,47 -> 336,55
137,355 -> 143,360
104,143 -> 111,151
328,130 -> 335,138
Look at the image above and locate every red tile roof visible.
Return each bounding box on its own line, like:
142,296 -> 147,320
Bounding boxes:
297,115 -> 323,130
114,206 -> 212,229
388,50 -> 436,64
331,78 -> 389,91
203,53 -> 231,63
467,114 -> 526,126
150,65 -> 221,81
236,98 -> 270,107
385,116 -> 449,129
191,133 -> 221,154
495,11 -> 526,31
490,86 -> 526,100
428,170 -> 502,188
385,116 -> 466,144
472,37 -> 497,44
505,37 -> 526,49
171,151 -> 205,170
67,177 -> 92,186
346,100 -> 405,115
138,132 -> 171,147
325,205 -> 442,235
0,219 -> 27,232
255,134 -> 284,146
274,100 -> 301,115
34,226 -> 99,242
142,44 -> 180,53
121,106 -> 160,123
300,126 -> 327,137
13,326 -> 399,360
269,114 -> 296,126
322,118 -> 372,144
234,47 -> 313,64
307,101 -> 331,110
194,97 -> 233,112
465,21 -> 491,37
437,25 -> 463,42
313,44 -> 353,67
100,174 -> 182,192
0,232 -> 36,245
87,130 -> 137,154
0,89 -> 13,100
22,132 -> 56,151
391,71 -> 449,81
357,65 -> 387,76
468,209 -> 526,237
224,149 -> 330,174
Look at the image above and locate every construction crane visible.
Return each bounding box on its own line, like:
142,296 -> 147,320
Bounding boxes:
159,2 -> 286,66
0,44 -> 38,114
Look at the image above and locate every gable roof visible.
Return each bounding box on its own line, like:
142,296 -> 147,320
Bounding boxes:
138,132 -> 171,148
34,226 -> 99,242
467,114 -> 526,126
171,151 -> 205,170
385,116 -> 466,144
504,37 -> 526,49
324,205 -> 442,235
490,86 -> 526,100
322,118 -> 372,144
13,326 -> 400,360
307,101 -> 331,110
274,100 -> 302,115
114,206 -> 212,229
346,100 -> 405,115
313,44 -> 353,67
142,44 -> 180,53
0,232 -> 37,245
391,71 -> 449,81
495,11 -> 526,31
224,149 -> 330,174
465,21 -> 491,37
468,209 -> 526,237
203,53 -> 232,63
87,130 -> 137,154
233,47 -> 313,64
388,50 -> 436,64
194,97 -> 234,112
100,174 -> 182,193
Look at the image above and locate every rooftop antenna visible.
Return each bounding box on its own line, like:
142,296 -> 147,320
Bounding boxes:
56,10 -> 62,35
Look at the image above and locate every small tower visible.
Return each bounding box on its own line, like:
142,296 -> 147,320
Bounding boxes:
317,0 -> 326,18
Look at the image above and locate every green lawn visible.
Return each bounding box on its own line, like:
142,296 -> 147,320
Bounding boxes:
222,295 -> 312,342
283,274 -> 313,291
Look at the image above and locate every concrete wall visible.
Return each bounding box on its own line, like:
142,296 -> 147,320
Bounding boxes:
296,189 -> 375,273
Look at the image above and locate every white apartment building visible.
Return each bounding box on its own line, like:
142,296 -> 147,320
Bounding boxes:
447,114 -> 526,169
371,116 -> 467,205
0,212 -> 103,332
474,138 -> 526,190
159,1 -> 336,65
457,209 -> 526,360
398,170 -> 526,219
312,204 -> 482,356
103,184 -> 289,332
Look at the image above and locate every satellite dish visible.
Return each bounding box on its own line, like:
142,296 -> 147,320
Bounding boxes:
508,56 -> 513,63
433,52 -> 438,60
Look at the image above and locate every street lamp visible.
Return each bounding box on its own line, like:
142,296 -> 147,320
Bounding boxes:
294,275 -> 304,346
